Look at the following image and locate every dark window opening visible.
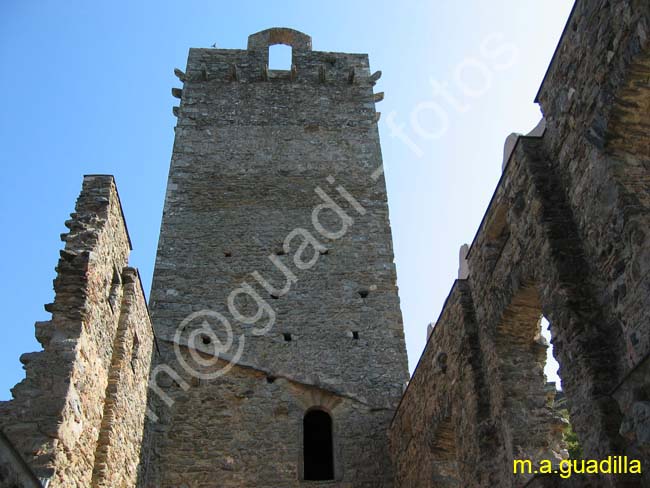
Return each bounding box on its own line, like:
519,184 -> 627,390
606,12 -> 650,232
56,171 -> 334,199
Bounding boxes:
352,331 -> 359,340
283,332 -> 292,342
358,289 -> 369,298
304,409 -> 334,481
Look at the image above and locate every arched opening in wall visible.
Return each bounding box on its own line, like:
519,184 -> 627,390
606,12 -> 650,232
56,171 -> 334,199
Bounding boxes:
429,415 -> 460,487
303,409 -> 334,481
495,285 -> 568,468
269,44 -> 292,70
540,317 -> 561,390
541,316 -> 582,459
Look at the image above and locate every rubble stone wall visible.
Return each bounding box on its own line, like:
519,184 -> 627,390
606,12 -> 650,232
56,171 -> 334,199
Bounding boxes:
0,175 -> 154,487
2,3 -> 648,487
390,2 -> 650,487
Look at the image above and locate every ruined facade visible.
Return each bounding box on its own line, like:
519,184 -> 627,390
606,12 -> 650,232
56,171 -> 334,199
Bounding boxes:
390,2 -> 650,487
1,1 -> 649,487
0,176 -> 154,487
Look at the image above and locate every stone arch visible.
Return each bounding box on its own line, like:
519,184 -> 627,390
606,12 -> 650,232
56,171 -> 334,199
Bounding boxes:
604,32 -> 650,160
247,27 -> 312,52
601,34 -> 650,382
247,28 -> 311,72
519,136 -> 630,465
492,282 -> 566,472
585,28 -> 650,475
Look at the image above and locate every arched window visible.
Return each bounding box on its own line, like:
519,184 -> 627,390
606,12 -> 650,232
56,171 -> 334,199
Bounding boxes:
494,284 -> 571,470
303,409 -> 334,480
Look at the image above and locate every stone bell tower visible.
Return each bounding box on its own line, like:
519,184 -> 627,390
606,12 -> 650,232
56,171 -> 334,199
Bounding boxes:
143,27 -> 408,487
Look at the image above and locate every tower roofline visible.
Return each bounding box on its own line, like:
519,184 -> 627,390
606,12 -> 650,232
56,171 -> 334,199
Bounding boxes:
247,27 -> 312,51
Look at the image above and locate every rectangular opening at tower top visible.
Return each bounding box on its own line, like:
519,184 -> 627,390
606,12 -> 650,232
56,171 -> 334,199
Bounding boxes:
269,44 -> 292,70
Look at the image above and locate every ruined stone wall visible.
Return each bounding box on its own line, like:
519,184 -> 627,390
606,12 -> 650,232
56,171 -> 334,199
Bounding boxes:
91,267 -> 154,488
0,175 -> 154,487
390,1 -> 650,487
536,2 -> 650,471
143,28 -> 409,487
391,138 -> 575,487
390,281 -> 498,488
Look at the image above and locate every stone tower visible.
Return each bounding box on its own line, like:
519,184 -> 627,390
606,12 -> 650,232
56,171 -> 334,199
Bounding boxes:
2,5 -> 648,488
143,28 -> 409,487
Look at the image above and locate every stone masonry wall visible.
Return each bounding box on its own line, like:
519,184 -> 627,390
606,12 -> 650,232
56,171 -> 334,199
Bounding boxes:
144,351 -> 396,488
0,175 -> 154,487
390,1 -> 650,487
2,4 -> 647,487
143,28 -> 409,487
536,2 -> 650,474
91,268 -> 154,488
390,281 -> 499,488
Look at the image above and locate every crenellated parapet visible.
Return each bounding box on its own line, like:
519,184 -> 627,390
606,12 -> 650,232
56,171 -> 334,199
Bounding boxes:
169,27 -> 384,121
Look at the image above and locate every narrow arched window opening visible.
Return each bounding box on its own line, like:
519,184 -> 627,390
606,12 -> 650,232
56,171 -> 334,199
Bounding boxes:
541,315 -> 581,458
540,316 -> 561,390
269,44 -> 292,70
303,409 -> 334,480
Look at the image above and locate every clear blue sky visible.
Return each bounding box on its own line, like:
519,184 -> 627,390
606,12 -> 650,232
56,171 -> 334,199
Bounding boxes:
0,0 -> 573,399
